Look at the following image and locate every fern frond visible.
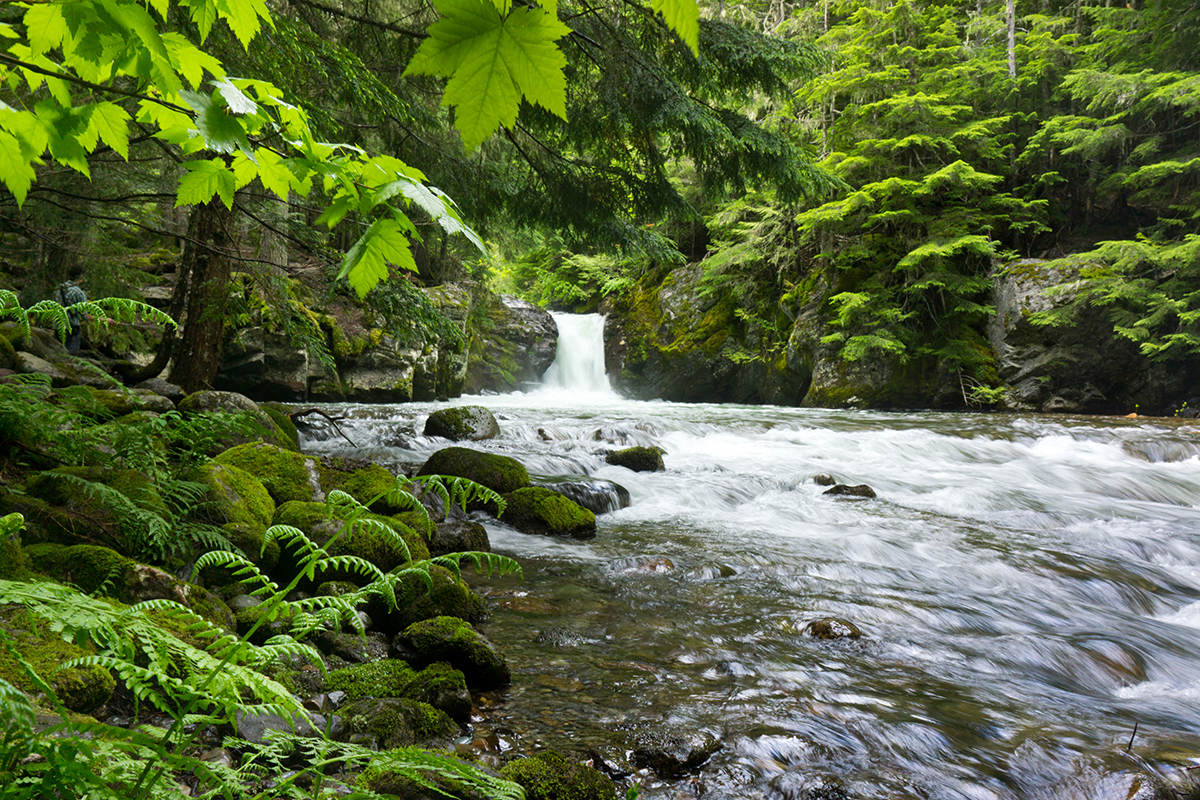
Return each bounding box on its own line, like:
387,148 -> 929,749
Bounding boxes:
194,550 -> 279,594
430,551 -> 523,580
414,474 -> 507,517
40,472 -> 176,562
348,517 -> 413,566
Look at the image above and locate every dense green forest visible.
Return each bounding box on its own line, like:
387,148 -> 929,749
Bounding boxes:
4,0 -> 1199,411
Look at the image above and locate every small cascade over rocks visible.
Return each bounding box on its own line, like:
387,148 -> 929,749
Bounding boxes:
539,313 -> 615,395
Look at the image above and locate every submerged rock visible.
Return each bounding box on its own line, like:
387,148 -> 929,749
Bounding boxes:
630,728 -> 722,777
803,618 -> 863,640
424,405 -> 500,441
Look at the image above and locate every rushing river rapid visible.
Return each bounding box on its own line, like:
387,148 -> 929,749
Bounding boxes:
301,314 -> 1200,800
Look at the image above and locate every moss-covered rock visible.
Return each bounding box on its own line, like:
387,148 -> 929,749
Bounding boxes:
341,697 -> 459,749
500,751 -> 617,800
327,659 -> 471,722
215,442 -> 322,505
604,446 -> 665,473
398,616 -> 510,690
429,520 -> 490,557
0,331 -> 17,371
369,564 -> 485,635
0,606 -> 115,713
360,750 -> 505,800
27,466 -> 169,519
423,406 -> 501,442
79,385 -> 173,416
259,403 -> 300,451
0,491 -> 96,548
271,501 -> 430,583
417,447 -> 529,497
177,390 -> 296,451
501,487 -> 596,539
318,458 -> 408,514
24,543 -> 234,629
197,462 -> 276,531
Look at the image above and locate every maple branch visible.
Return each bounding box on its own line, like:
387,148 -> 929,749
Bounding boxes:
0,53 -> 191,115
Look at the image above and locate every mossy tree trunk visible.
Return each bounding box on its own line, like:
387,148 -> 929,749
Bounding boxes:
170,199 -> 235,394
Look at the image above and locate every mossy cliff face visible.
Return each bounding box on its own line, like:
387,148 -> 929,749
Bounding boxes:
603,264 -> 812,405
466,292 -> 558,393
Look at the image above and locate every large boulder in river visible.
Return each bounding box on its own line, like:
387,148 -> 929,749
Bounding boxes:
603,264 -> 812,405
424,405 -> 500,441
605,446 -> 664,472
417,447 -> 530,496
988,259 -> 1200,414
466,293 -> 558,392
501,487 -> 596,539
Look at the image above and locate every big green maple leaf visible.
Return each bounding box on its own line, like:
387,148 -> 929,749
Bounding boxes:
404,0 -> 570,151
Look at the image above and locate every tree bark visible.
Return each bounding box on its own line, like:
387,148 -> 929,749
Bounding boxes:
169,199 -> 235,394
1007,0 -> 1017,80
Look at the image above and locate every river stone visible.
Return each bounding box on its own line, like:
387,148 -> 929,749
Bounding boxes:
500,486 -> 596,539
135,377 -> 186,403
811,474 -> 837,486
541,478 -> 631,514
604,446 -> 665,472
417,446 -> 530,496
804,618 -> 862,640
823,483 -> 876,498
769,772 -> 852,800
429,519 -> 490,557
630,728 -> 722,777
339,697 -> 458,749
397,616 -> 511,689
500,750 -> 617,800
327,660 -> 472,722
424,405 -> 501,441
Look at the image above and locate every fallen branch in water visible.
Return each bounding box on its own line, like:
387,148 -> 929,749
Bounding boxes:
288,408 -> 356,447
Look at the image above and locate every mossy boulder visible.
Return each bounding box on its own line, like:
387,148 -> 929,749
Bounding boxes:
79,385 -> 173,416
27,466 -> 169,519
360,750 -> 505,800
397,616 -> 510,690
327,660 -> 471,722
0,332 -> 17,371
500,487 -> 596,539
197,462 -> 276,531
604,446 -> 665,473
271,501 -> 430,583
340,697 -> 459,749
178,390 -> 296,452
215,442 -> 322,505
423,406 -> 501,442
367,563 -> 486,635
258,403 -> 300,451
500,751 -> 617,800
24,543 -> 233,629
417,447 -> 529,496
318,458 -> 408,514
0,491 -> 97,548
0,514 -> 30,580
0,606 -> 115,713
429,520 -> 490,557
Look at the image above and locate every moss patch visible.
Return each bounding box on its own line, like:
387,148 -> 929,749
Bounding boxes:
500,751 -> 617,800
214,442 -> 320,504
197,462 -> 275,531
399,616 -> 510,689
258,404 -> 300,452
368,564 -> 484,634
0,605 -> 115,713
417,447 -> 529,496
501,487 -> 596,539
326,660 -> 470,721
318,459 -> 406,514
341,697 -> 458,749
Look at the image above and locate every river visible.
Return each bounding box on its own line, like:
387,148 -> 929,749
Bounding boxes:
300,314 -> 1200,799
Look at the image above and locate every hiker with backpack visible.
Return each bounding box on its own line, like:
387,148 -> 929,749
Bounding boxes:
55,265 -> 87,354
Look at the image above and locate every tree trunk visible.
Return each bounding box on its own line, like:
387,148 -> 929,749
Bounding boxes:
169,199 -> 235,394
1007,0 -> 1017,80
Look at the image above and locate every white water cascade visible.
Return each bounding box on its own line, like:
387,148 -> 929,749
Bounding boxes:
538,312 -> 615,395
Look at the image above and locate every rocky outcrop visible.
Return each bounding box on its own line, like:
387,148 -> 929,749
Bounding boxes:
466,293 -> 558,392
603,264 -> 812,405
988,259 -> 1200,414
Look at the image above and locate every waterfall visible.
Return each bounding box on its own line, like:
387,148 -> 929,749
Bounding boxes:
539,313 -> 614,394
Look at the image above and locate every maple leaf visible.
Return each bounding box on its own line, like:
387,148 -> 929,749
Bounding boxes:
405,0 -> 570,151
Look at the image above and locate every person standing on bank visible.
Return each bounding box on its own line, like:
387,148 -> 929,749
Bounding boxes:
55,265 -> 87,354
